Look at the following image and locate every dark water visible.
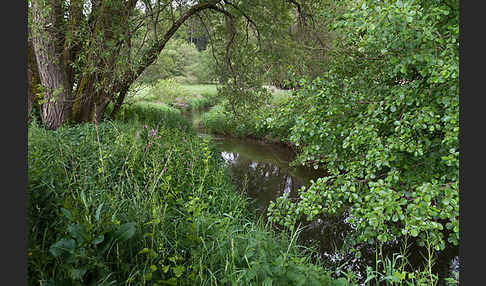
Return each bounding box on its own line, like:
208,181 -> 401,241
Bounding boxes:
182,108 -> 459,284
215,137 -> 324,212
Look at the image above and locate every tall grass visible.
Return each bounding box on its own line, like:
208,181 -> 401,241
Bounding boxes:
28,103 -> 346,285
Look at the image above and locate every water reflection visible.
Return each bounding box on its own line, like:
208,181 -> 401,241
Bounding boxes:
220,150 -> 305,211
215,139 -> 321,213
214,139 -> 458,285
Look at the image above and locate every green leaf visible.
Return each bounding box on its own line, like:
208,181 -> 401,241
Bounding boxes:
330,278 -> 348,286
49,239 -> 76,257
68,224 -> 88,244
70,268 -> 87,281
410,229 -> 419,237
98,232 -> 115,254
61,208 -> 73,221
162,265 -> 170,273
93,234 -> 104,245
114,222 -> 137,241
161,277 -> 178,285
173,265 -> 185,278
95,203 -> 104,222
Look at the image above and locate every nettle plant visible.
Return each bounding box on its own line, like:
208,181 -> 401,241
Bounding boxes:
268,0 -> 458,253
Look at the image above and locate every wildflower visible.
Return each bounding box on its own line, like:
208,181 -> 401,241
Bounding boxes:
151,129 -> 156,136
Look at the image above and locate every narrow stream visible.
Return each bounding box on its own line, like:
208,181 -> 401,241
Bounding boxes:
182,108 -> 324,212
182,108 -> 459,284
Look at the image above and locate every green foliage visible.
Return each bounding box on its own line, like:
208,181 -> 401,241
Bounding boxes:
199,100 -> 269,139
131,81 -> 220,112
194,48 -> 219,84
28,104 -> 344,285
184,84 -> 220,111
138,39 -> 218,86
116,101 -> 190,130
361,237 -> 439,286
200,103 -> 236,135
268,0 -> 459,255
147,78 -> 190,103
181,84 -> 219,98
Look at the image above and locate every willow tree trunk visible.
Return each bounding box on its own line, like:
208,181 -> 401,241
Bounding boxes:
27,39 -> 38,123
32,0 -> 73,130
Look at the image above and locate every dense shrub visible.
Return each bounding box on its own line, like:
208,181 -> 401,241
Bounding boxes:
146,79 -> 190,103
268,0 -> 459,256
200,103 -> 236,135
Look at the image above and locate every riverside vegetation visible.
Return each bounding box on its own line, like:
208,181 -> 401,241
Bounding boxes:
199,0 -> 459,284
28,90 -> 455,285
28,102 -> 349,285
28,0 -> 458,285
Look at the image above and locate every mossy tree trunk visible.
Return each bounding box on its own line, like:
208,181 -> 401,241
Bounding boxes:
27,38 -> 40,123
31,0 -> 73,129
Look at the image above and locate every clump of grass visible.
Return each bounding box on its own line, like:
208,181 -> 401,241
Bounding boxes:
116,101 -> 190,130
28,104 -> 347,285
179,84 -> 220,111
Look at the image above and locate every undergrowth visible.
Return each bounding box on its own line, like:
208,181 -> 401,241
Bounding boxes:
28,103 -> 348,285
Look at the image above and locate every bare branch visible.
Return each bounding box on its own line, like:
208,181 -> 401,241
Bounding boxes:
223,0 -> 261,45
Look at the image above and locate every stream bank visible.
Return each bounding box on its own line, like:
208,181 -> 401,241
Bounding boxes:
179,106 -> 459,285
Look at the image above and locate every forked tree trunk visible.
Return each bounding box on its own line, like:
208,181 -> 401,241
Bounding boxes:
30,0 -> 222,129
32,0 -> 73,129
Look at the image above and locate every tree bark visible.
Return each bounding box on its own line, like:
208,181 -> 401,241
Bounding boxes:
32,0 -> 73,129
109,82 -> 131,119
27,38 -> 40,124
27,69 -> 33,124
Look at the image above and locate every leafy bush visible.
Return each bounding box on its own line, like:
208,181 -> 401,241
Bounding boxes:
146,78 -> 190,104
268,0 -> 458,256
116,101 -> 189,129
200,103 -> 236,135
184,84 -> 220,111
138,38 -> 218,86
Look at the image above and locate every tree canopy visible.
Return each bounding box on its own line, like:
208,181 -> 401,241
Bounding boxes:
28,0 -> 328,129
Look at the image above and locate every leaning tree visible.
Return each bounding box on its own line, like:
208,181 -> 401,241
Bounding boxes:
28,0 -> 325,129
28,0 -> 224,129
